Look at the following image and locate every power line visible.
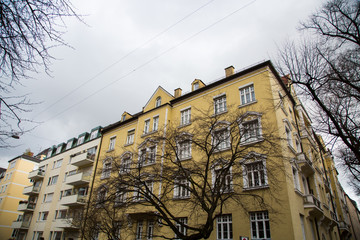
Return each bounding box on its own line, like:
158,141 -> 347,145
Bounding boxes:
34,0 -> 217,118
43,0 -> 257,123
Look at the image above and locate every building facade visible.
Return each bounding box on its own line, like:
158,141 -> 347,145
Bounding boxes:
11,127 -> 101,240
0,154 -> 40,240
88,61 -> 351,240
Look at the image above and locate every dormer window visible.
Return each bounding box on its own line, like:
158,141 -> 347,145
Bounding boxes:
194,82 -> 199,90
47,150 -> 52,158
66,141 -> 73,150
155,97 -> 161,108
122,115 -> 126,121
77,136 -> 85,145
56,146 -> 62,154
90,130 -> 99,140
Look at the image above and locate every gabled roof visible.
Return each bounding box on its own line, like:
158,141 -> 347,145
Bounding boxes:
143,86 -> 174,112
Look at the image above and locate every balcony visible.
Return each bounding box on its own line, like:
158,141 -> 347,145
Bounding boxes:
61,194 -> 87,207
54,218 -> 80,229
65,172 -> 91,186
296,153 -> 315,176
11,220 -> 30,229
71,152 -> 95,167
17,201 -> 35,212
23,185 -> 40,195
28,169 -> 45,180
303,194 -> 323,217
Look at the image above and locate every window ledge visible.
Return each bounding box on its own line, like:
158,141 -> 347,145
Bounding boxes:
107,149 -> 115,153
214,147 -> 231,153
243,185 -> 269,191
141,130 -> 158,138
212,110 -> 228,117
173,196 -> 191,200
178,156 -> 192,161
178,122 -> 191,128
124,142 -> 134,147
238,100 -> 257,109
240,138 -> 264,146
287,144 -> 297,154
294,189 -> 303,196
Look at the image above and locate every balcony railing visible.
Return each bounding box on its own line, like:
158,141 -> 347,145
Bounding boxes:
28,169 -> 45,180
11,220 -> 30,229
23,185 -> 40,195
303,194 -> 323,217
70,152 -> 95,167
296,153 -> 315,176
17,201 -> 35,212
54,218 -> 80,229
65,172 -> 91,186
330,211 -> 337,221
61,194 -> 87,206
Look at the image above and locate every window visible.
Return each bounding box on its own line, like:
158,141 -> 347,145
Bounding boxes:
126,130 -> 135,145
97,186 -> 107,205
101,160 -> 112,179
47,150 -> 53,158
241,119 -> 261,143
245,161 -> 267,189
214,95 -> 227,114
77,136 -> 85,145
153,116 -> 159,131
136,221 -> 143,240
53,159 -> 62,169
90,130 -> 99,140
56,146 -> 62,154
178,140 -> 191,160
119,155 -> 131,174
9,160 -> 16,169
174,178 -> 190,198
53,231 -> 62,240
285,125 -> 293,147
115,221 -> 121,239
40,211 -> 49,221
194,82 -> 199,90
109,137 -> 116,151
147,221 -> 154,240
87,147 -> 97,159
55,209 -> 67,219
295,138 -> 301,153
138,147 -> 156,166
175,218 -> 187,239
216,215 -> 232,240
48,175 -> 59,185
44,193 -> 54,202
155,97 -> 161,107
213,168 -> 232,192
213,128 -> 230,151
250,211 -> 271,240
292,167 -> 300,191
115,186 -> 127,205
180,108 -> 191,126
240,84 -> 255,105
66,141 -> 73,150
144,120 -> 150,134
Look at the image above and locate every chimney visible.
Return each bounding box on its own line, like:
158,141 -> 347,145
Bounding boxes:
174,88 -> 182,98
225,66 -> 235,77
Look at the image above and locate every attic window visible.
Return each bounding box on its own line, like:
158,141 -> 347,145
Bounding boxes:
155,97 -> 161,107
122,115 -> 126,121
77,136 -> 85,145
194,82 -> 199,90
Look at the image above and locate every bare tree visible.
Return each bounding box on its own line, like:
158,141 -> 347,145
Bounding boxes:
0,0 -> 80,147
82,108 -> 287,240
276,0 -> 360,191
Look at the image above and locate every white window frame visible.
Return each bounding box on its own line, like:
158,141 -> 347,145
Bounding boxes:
126,130 -> 135,145
120,154 -> 132,174
214,94 -> 227,115
180,107 -> 191,126
177,140 -> 191,160
66,141 -> 73,150
250,211 -> 271,240
55,146 -> 62,154
292,167 -> 301,191
138,146 -> 157,166
174,178 -> 190,198
147,221 -> 154,240
48,175 -> 58,185
175,217 -> 187,239
144,119 -> 150,134
239,84 -> 255,105
212,166 -> 232,193
239,113 -> 263,144
213,128 -> 231,151
153,116 -> 159,131
136,221 -> 143,240
216,214 -> 232,240
53,159 -> 62,169
90,130 -> 99,140
243,154 -> 268,189
109,136 -> 116,151
101,160 -> 112,179
155,97 -> 161,108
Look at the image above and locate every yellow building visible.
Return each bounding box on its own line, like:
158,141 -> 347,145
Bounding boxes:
11,127 -> 101,240
88,61 -> 350,240
0,154 -> 40,240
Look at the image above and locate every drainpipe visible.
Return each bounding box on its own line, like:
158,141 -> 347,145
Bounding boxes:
81,135 -> 103,240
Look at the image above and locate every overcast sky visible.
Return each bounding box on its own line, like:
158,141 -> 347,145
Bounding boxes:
1,0 -> 357,202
